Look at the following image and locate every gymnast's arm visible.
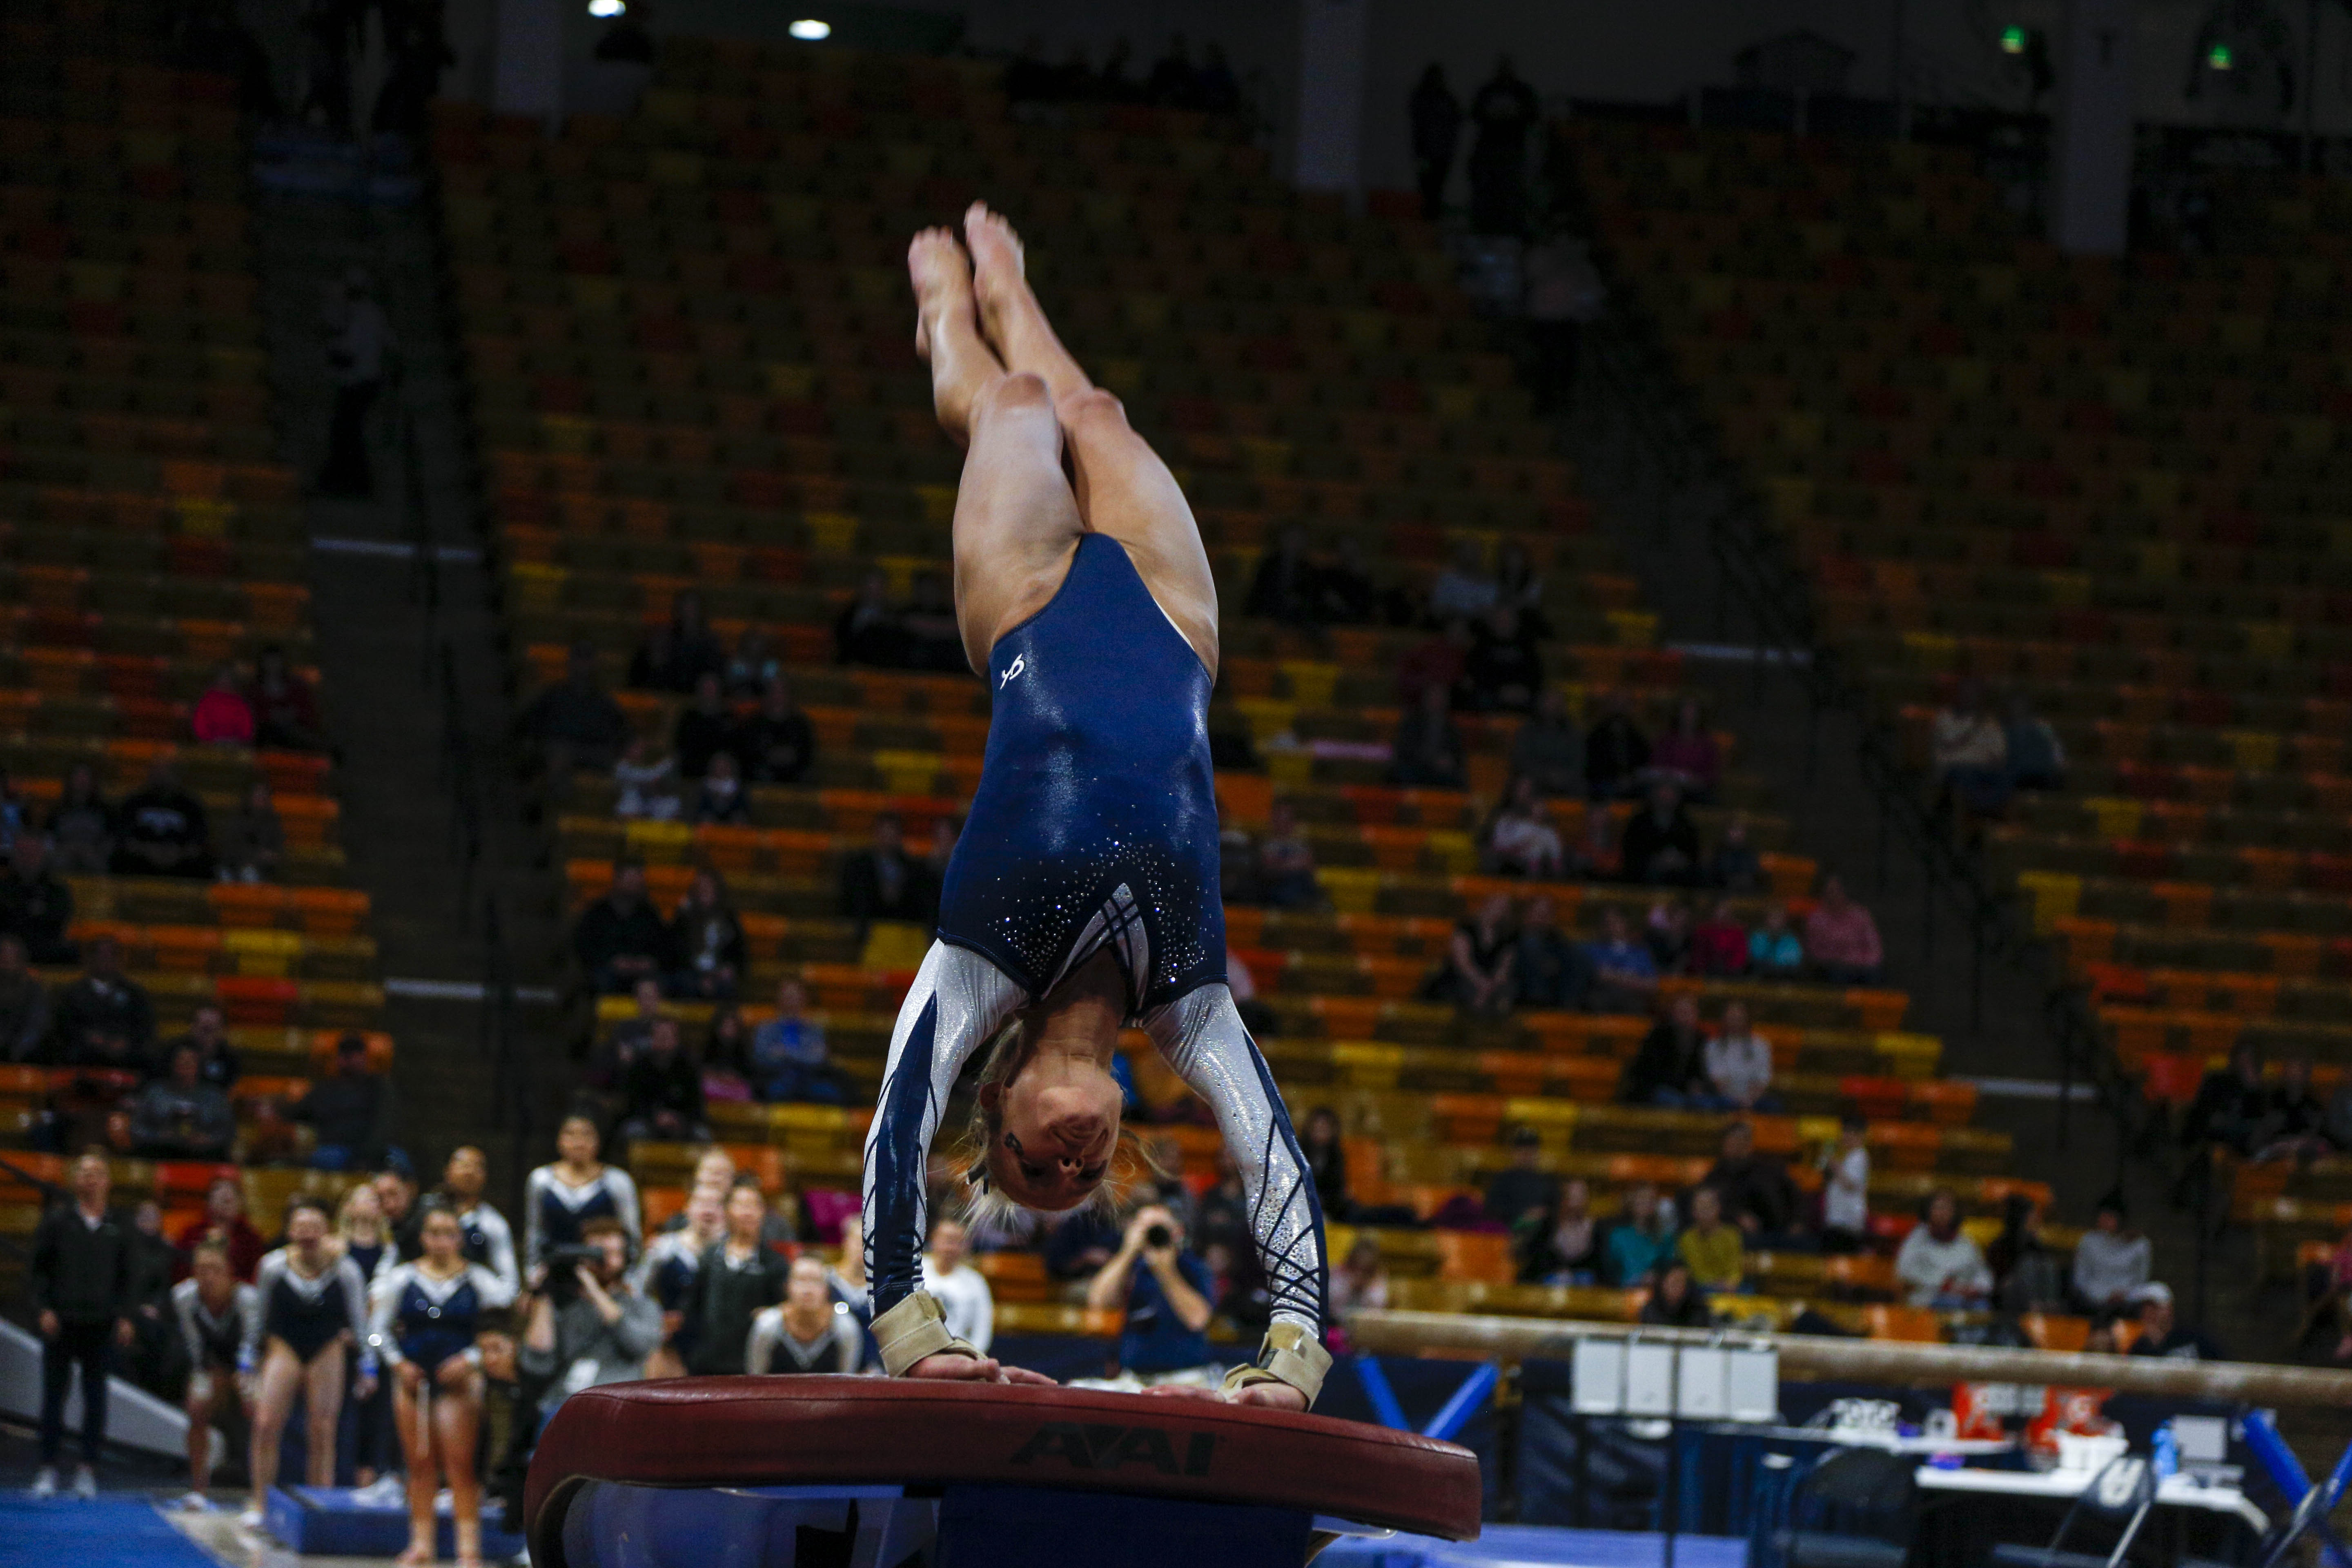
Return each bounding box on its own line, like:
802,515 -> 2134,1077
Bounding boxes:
1144,983 -> 1333,1410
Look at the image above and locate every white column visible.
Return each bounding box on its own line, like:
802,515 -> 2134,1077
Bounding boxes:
492,0 -> 564,123
1293,0 -> 1368,195
2049,0 -> 2133,254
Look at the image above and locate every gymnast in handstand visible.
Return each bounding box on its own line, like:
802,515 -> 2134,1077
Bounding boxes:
863,204 -> 1328,1412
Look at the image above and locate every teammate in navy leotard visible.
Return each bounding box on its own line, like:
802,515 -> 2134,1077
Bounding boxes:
435,1144 -> 521,1296
863,206 -> 1328,1411
522,1116 -> 641,1278
370,1205 -> 515,1568
243,1197 -> 372,1528
172,1238 -> 258,1508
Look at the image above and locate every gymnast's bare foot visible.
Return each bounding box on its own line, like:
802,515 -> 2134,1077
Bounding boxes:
908,225 -> 973,366
908,225 -> 1000,443
964,202 -> 1091,406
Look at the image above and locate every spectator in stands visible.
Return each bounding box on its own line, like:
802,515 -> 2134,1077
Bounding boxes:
751,978 -> 843,1105
1566,803 -> 1620,881
722,628 -> 778,700
1748,902 -> 1805,978
700,1007 -> 753,1104
1,833 -> 76,964
1708,812 -> 1764,892
174,1175 -> 265,1282
1705,1121 -> 1801,1243
590,977 -> 666,1097
1621,782 -> 1702,886
1468,56 -> 1539,236
1585,907 -> 1660,1013
732,675 -> 815,785
1702,1001 -> 1775,1112
218,779 -> 285,883
50,935 -> 155,1071
29,1151 -> 134,1501
1252,799 -> 1320,909
1521,1178 -> 1604,1285
1429,538 -> 1499,621
613,733 -> 684,822
1895,1189 -> 1991,1309
2181,1041 -> 2271,1158
681,1181 -> 788,1375
2125,1282 -> 2224,1360
114,760 -> 212,879
0,936 -> 50,1060
1314,535 -> 1378,625
1609,1182 -> 1677,1287
1640,1259 -> 1713,1327
922,1216 -> 994,1353
902,570 -> 966,673
575,862 -> 671,995
1391,682 -> 1468,790
2004,694 -> 2066,792
289,1031 -> 395,1171
1483,776 -> 1564,879
251,647 -> 326,753
523,642 -> 632,788
838,812 -> 939,928
670,868 -> 746,1002
1409,63 -> 1462,220
641,591 -> 727,694
1510,687 -> 1584,797
673,673 -> 733,781
2255,1053 -> 2333,1163
1247,526 -> 1319,623
318,268 -> 389,494
1584,693 -> 1651,800
835,570 -> 910,668
1649,698 -> 1721,802
192,665 -> 257,747
1395,617 -> 1474,708
1623,992 -> 1706,1107
2069,1194 -> 2151,1319
1301,1106 -> 1351,1221
1689,898 -> 1748,977
1327,1236 -> 1391,1327
160,1007 -> 241,1098
1819,1114 -> 1871,1254
1644,897 -> 1692,973
1931,680 -> 2011,819
1483,1126 -> 1560,1228
1428,893 -> 1516,1013
1515,895 -> 1593,1009
47,764 -> 114,875
619,1018 -> 707,1147
522,1215 -> 660,1419
1677,1187 -> 1744,1294
127,1041 -> 237,1160
1088,1204 -> 1216,1381
690,751 -> 750,826
1804,876 -> 1884,984
1987,1194 -> 2068,1314
1464,606 -> 1543,713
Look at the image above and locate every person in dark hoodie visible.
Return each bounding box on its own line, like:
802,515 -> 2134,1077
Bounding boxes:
29,1151 -> 135,1498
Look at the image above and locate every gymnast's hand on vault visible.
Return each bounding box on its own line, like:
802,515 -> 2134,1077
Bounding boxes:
1143,1382 -> 1308,1412
906,1350 -> 1057,1386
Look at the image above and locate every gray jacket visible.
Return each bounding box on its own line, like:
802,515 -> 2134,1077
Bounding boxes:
520,1285 -> 662,1417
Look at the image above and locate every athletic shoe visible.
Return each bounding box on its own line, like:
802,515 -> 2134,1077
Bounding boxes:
29,1468 -> 56,1499
356,1472 -> 405,1505
71,1467 -> 97,1500
238,1506 -> 265,1532
178,1491 -> 216,1512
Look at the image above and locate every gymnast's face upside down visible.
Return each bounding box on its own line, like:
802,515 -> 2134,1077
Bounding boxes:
972,950 -> 1128,1212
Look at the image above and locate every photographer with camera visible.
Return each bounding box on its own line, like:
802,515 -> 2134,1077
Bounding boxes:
1085,1204 -> 1218,1385
519,1217 -> 660,1421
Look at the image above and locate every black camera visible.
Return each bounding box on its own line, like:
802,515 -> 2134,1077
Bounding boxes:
1144,1223 -> 1174,1250
541,1242 -> 604,1303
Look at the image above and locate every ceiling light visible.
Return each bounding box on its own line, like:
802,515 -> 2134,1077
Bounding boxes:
587,0 -> 621,14
789,18 -> 831,40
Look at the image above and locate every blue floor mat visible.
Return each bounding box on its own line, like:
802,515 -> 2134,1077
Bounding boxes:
0,1496 -> 219,1568
1321,1526 -> 1748,1568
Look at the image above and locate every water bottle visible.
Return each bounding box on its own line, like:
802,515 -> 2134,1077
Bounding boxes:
2152,1422 -> 2179,1481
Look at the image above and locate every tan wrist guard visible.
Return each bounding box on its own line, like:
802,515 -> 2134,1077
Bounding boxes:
873,1289 -> 980,1376
1221,1320 -> 1332,1408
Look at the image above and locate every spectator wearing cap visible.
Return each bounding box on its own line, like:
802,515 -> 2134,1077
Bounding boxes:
2125,1283 -> 2225,1360
2069,1194 -> 2151,1319
287,1032 -> 396,1171
575,863 -> 671,996
1804,877 -> 1883,984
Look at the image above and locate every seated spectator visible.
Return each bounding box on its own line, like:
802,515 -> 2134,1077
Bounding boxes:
1986,1194 -> 2069,1314
700,1008 -> 754,1104
1894,1189 -> 1991,1309
164,1004 -> 241,1092
673,673 -> 734,780
1463,606 -> 1543,713
1566,803 -> 1620,881
2125,1281 -> 2224,1361
619,1018 -> 708,1146
191,664 -> 256,746
217,779 -> 285,883
1804,876 -> 1883,984
838,813 -> 939,927
1648,697 -> 1720,801
1246,526 -> 1319,622
1428,538 -> 1499,621
1426,893 -> 1515,1013
690,752 -> 751,825
1585,907 -> 1660,1013
2182,1042 -> 2271,1158
634,590 -> 726,693
1689,898 -> 1748,977
1708,812 -> 1764,891
1482,1127 -> 1560,1228
902,570 -> 966,673
670,869 -> 746,1001
2068,1194 -> 2150,1319
1644,897 -> 1692,973
589,977 -> 666,1096
1639,1259 -> 1713,1327
174,1174 -> 265,1281
1748,902 -> 1805,978
1483,776 -> 1564,879
113,760 -> 211,879
2254,1053 -> 2332,1163
1623,993 -> 1706,1107
1510,687 -> 1584,797
922,1217 -> 994,1352
1931,679 -> 2011,818
1390,682 -> 1466,788
1520,1178 -> 1604,1285
1394,618 -> 1475,709
724,627 -> 779,699
1252,799 -> 1320,909
1298,1105 -> 1351,1221
613,733 -> 684,821
523,1215 -> 662,1411
574,862 -> 671,995
1314,535 -> 1377,624
50,935 -> 155,1070
731,675 -> 815,784
0,834 -> 76,964
1609,1181 -> 1677,1286
0,936 -> 50,1061
1621,782 -> 1701,885
1819,1114 -> 1870,1254
288,1031 -> 395,1170
1494,540 -> 1550,639
251,646 -> 327,752
522,641 -> 632,786
1087,1204 -> 1217,1380
127,1042 -> 236,1159
1676,1187 -> 1744,1294
1327,1236 -> 1391,1326
46,763 -> 114,874
751,978 -> 844,1105
1514,895 -> 1593,1009
835,570 -> 910,668
2005,694 -> 2066,791
1704,1120 -> 1801,1241
1584,691 -> 1650,800
680,1182 -> 789,1374
1702,1002 -> 1776,1111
